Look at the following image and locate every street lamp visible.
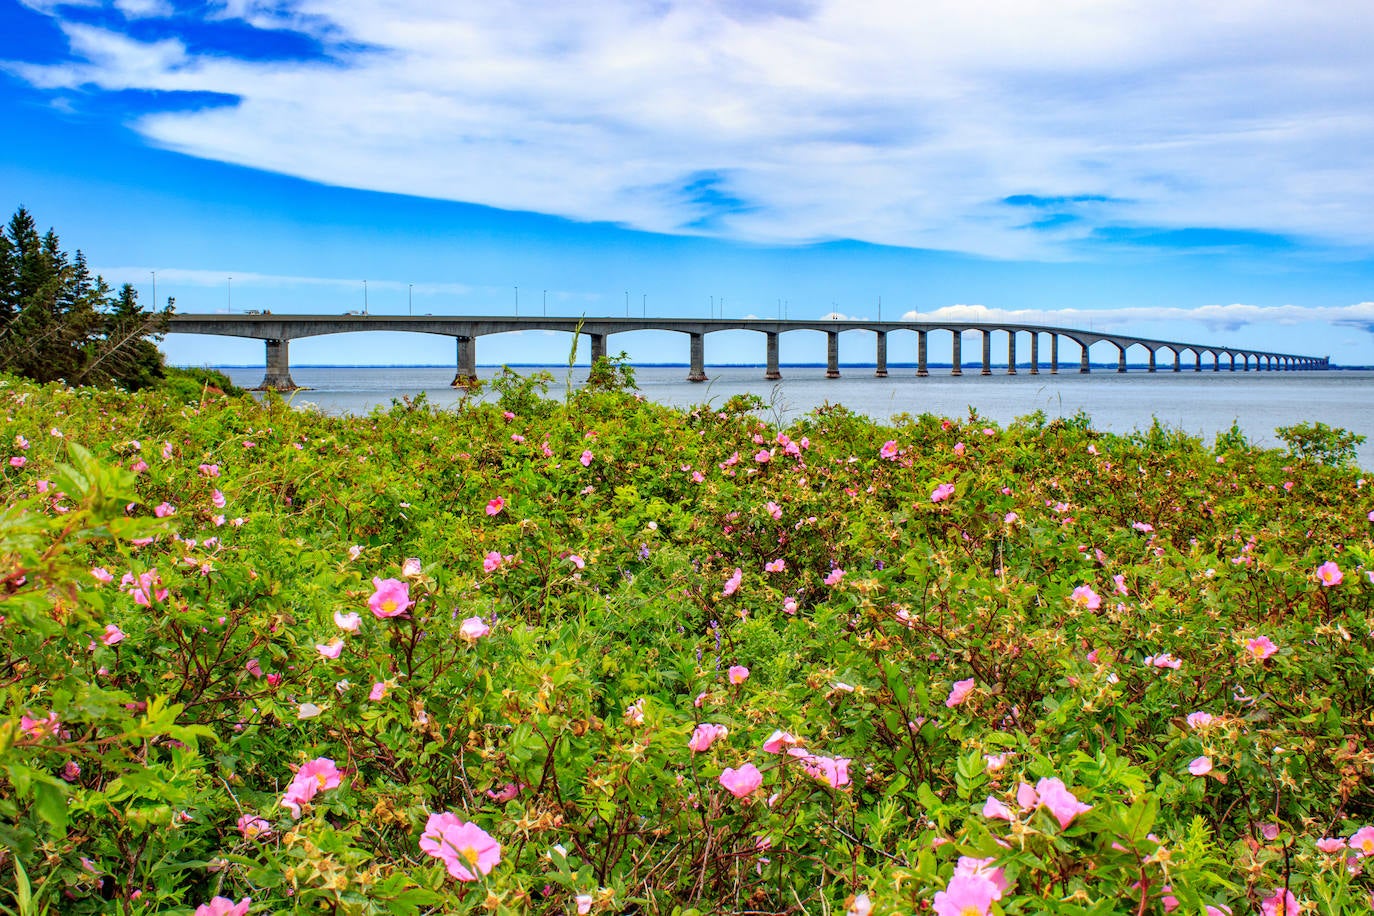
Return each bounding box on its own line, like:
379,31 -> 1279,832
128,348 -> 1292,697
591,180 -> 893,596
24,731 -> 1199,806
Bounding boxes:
408,283 -> 413,315
363,280 -> 368,315
515,286 -> 519,317
227,276 -> 232,313
642,293 -> 646,317
625,290 -> 629,317
543,289 -> 547,316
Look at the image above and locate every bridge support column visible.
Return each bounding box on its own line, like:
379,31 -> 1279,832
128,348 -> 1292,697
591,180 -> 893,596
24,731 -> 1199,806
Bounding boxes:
1229,353 -> 1236,371
980,330 -> 992,375
916,331 -> 929,377
1173,351 -> 1180,372
765,332 -> 781,380
1213,353 -> 1220,372
258,338 -> 298,390
1006,333 -> 1017,374
826,331 -> 841,379
1029,333 -> 1039,375
1117,346 -> 1127,373
1195,352 -> 1202,372
1050,334 -> 1059,374
1080,342 -> 1091,374
688,333 -> 707,382
451,336 -> 478,389
950,332 -> 962,376
1148,349 -> 1156,373
874,331 -> 888,378
589,334 -> 607,364
1242,354 -> 1250,372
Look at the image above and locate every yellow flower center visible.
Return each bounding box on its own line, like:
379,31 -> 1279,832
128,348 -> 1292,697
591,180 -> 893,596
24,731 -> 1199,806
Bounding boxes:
460,845 -> 480,865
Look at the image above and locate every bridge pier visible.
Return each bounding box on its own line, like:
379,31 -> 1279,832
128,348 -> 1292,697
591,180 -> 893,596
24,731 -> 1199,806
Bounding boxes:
452,336 -> 478,389
1117,346 -> 1127,373
1079,342 -> 1091,374
1006,333 -> 1017,374
1148,349 -> 1156,373
258,339 -> 298,390
1243,354 -> 1250,372
1229,353 -> 1236,371
765,332 -> 781,380
1050,334 -> 1058,374
1029,333 -> 1039,375
1172,350 -> 1180,372
875,331 -> 888,378
981,330 -> 992,375
950,331 -> 962,376
589,334 -> 607,364
1213,353 -> 1220,372
916,330 -> 929,377
826,331 -> 841,378
1195,352 -> 1202,372
688,332 -> 707,382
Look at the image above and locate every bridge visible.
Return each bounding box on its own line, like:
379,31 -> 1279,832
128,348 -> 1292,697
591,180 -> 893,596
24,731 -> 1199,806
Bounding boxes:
166,313 -> 1329,390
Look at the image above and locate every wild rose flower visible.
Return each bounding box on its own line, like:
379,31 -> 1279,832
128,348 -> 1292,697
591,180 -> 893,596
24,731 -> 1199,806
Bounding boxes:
316,638 -> 345,659
764,559 -> 785,573
953,442 -> 965,456
101,624 -> 126,646
1186,711 -> 1215,729
824,567 -> 845,586
722,568 -> 743,596
762,730 -> 798,753
486,782 -> 523,803
754,449 -> 772,463
982,796 -> 1013,821
1112,574 -> 1128,595
154,502 -> 176,518
783,596 -> 798,614
420,812 -> 501,881
719,763 -> 764,798
20,712 -> 61,741
485,497 -> 505,516
931,482 -> 956,503
1035,776 -> 1092,829
1145,653 -> 1182,669
211,489 -> 227,508
728,665 -> 750,685
580,450 -> 594,467
766,501 -> 783,520
1317,561 -> 1343,586
1188,756 -> 1213,776
794,752 -> 850,788
401,557 -> 423,577
624,698 -> 646,726
575,894 -> 593,914
1070,585 -> 1102,610
932,874 -> 999,916
245,658 -> 263,678
237,814 -> 271,840
368,681 -> 387,701
1017,781 -> 1039,809
1245,636 -> 1278,661
193,897 -> 251,916
198,463 -> 220,477
688,723 -> 728,752
368,577 -> 411,618
1315,837 -> 1346,854
945,678 -> 975,707
1349,826 -> 1374,856
281,757 -> 342,818
61,760 -> 81,781
348,545 -> 363,561
954,856 -> 1008,897
91,566 -> 114,584
482,551 -> 503,573
1004,511 -> 1018,523
847,893 -> 872,916
459,616 -> 491,642
1260,890 -> 1299,916
9,456 -> 26,468
879,440 -> 899,460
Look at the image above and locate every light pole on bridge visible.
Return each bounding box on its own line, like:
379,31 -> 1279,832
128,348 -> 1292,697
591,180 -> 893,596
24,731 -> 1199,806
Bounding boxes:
625,289 -> 629,317
408,284 -> 413,315
363,280 -> 368,315
543,289 -> 547,316
514,286 -> 519,317
227,276 -> 232,313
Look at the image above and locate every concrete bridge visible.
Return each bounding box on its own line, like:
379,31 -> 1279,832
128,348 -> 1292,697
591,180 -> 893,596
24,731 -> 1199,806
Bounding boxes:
166,313 -> 1329,390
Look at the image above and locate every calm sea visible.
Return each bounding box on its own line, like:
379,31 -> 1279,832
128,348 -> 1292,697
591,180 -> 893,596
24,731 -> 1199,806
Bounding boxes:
218,364 -> 1374,468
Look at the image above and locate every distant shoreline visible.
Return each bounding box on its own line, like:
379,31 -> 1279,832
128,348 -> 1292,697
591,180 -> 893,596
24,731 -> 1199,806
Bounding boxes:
186,362 -> 1370,370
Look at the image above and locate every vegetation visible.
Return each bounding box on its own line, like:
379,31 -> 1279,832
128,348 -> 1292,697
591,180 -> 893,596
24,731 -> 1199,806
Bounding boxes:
1,370 -> 1372,915
0,207 -> 171,390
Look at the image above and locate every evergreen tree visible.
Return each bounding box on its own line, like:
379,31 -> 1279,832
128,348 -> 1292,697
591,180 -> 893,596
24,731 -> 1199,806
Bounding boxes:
0,206 -> 171,388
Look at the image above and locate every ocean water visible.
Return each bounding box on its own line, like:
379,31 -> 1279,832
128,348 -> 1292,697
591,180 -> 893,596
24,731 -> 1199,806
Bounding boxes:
218,364 -> 1374,468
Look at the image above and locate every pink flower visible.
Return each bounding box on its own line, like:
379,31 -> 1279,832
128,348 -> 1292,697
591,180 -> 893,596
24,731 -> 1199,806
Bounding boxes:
161,441 -> 173,459
688,723 -> 728,752
782,596 -> 798,615
333,610 -> 362,632
368,577 -> 411,618
764,559 -> 785,573
482,551 -> 503,573
954,856 -> 1008,897
1112,574 -> 1128,596
237,814 -> 271,840
9,456 -> 26,468
61,760 -> 81,781
401,557 -> 423,577
198,463 -> 220,477
281,757 -> 343,818
1145,653 -> 1182,669
368,681 -> 387,701
932,874 -> 1000,916
762,730 -> 799,753
982,796 -> 1013,821
1004,512 -> 1018,523
193,897 -> 251,916
723,567 -> 743,596
1188,756 -> 1212,776
728,665 -> 750,685
20,712 -> 61,740
1132,521 -> 1154,533
1016,781 -> 1039,809
953,442 -> 965,456
486,497 -> 505,516
1070,585 -> 1101,610
1186,711 -> 1215,729
824,567 -> 845,586
945,678 -> 975,707
1035,776 -> 1092,829
1315,837 -> 1346,853
1245,636 -> 1278,661
459,616 -> 491,642
930,482 -> 956,503
754,449 -> 772,464
879,440 -> 899,460
211,489 -> 226,508
420,813 -> 502,881
101,624 -> 126,646
847,893 -> 872,916
1317,561 -> 1343,586
91,566 -> 114,584
1349,825 -> 1374,856
131,459 -> 148,474
486,782 -> 523,803
719,763 -> 764,798
766,501 -> 783,520
575,894 -> 593,914
792,752 -> 850,788
245,658 -> 263,678
1260,890 -> 1299,916
153,502 -> 176,518
580,450 -> 594,467
316,639 -> 345,659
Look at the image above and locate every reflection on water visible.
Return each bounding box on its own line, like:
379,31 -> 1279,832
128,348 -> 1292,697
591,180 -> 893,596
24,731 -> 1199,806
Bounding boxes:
218,364 -> 1374,468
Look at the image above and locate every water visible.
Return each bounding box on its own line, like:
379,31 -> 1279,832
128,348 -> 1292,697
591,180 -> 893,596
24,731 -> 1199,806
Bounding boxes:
218,364 -> 1374,468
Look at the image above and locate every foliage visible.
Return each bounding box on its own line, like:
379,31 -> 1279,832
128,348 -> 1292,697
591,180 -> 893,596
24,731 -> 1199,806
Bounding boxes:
0,207 -> 171,390
1276,420 -> 1366,467
161,367 -> 249,402
1,373 -> 1372,915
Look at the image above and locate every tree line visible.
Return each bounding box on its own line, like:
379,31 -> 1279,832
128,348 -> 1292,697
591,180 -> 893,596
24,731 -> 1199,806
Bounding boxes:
0,206 -> 170,389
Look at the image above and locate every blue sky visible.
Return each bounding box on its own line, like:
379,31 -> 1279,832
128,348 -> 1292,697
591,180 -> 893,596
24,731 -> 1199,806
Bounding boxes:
3,0 -> 1373,367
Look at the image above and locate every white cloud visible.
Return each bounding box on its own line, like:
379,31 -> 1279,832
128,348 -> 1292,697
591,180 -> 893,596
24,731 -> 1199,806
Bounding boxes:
902,301 -> 1374,335
12,2 -> 1374,256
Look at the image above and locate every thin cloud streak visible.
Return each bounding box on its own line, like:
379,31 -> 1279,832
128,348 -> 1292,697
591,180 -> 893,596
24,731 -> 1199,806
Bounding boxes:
903,302 -> 1374,335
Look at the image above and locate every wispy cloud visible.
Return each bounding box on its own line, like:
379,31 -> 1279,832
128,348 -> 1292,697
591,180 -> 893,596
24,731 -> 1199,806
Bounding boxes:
11,2 -> 1374,258
903,302 -> 1374,335
96,266 -> 473,297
